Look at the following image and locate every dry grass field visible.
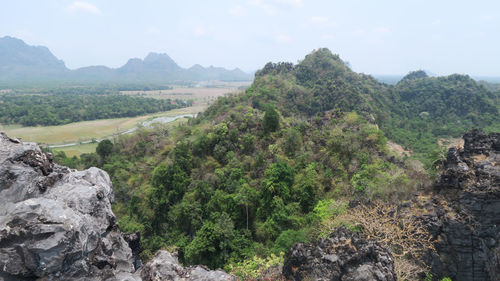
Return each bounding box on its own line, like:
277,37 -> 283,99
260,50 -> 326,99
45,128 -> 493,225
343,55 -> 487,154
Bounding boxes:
0,84 -> 251,156
0,107 -> 199,146
53,143 -> 98,157
50,117 -> 190,157
120,82 -> 249,104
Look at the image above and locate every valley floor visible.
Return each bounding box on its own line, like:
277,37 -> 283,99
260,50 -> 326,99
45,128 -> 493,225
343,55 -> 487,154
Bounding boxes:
0,106 -> 202,145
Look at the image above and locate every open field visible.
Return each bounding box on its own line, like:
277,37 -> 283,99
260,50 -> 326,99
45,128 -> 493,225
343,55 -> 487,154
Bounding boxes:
0,84 -> 250,155
50,117 -> 190,157
52,142 -> 98,157
120,82 -> 250,103
0,107 -> 200,146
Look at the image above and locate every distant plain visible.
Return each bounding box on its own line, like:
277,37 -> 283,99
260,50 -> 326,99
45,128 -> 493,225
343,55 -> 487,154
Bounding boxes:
0,83 -> 249,155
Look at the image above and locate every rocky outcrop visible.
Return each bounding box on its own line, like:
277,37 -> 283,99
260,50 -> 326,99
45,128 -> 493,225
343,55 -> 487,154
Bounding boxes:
0,132 -> 235,281
424,130 -> 500,281
282,226 -> 397,281
138,251 -> 235,281
0,132 -> 137,280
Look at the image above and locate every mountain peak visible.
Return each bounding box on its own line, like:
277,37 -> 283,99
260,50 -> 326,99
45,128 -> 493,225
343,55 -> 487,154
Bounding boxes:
0,36 -> 251,82
399,70 -> 429,83
0,36 -> 67,71
298,48 -> 350,72
143,52 -> 180,71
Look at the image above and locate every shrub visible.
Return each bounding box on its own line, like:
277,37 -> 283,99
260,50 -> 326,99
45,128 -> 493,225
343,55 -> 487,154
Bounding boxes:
226,252 -> 284,280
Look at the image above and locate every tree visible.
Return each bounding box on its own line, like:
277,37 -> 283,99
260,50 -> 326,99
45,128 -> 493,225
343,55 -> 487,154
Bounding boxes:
284,128 -> 302,157
96,139 -> 113,159
184,212 -> 235,269
150,164 -> 191,232
263,106 -> 280,133
292,163 -> 320,213
259,161 -> 295,218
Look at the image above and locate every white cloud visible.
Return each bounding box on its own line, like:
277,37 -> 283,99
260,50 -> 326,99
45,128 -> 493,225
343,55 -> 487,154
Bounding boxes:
67,1 -> 101,15
229,5 -> 246,17
275,34 -> 291,43
432,19 -> 441,25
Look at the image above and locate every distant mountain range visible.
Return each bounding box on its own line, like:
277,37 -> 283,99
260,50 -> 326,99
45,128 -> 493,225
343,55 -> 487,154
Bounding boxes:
0,36 -> 252,83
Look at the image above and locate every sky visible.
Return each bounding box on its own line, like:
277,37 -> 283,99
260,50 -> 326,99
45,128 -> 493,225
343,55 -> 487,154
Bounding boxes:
1,0 -> 499,76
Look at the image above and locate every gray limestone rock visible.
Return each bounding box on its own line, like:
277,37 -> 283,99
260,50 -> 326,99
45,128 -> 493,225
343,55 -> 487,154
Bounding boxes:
138,250 -> 235,281
0,132 -> 236,281
0,132 -> 136,280
282,226 -> 397,281
424,130 -> 500,281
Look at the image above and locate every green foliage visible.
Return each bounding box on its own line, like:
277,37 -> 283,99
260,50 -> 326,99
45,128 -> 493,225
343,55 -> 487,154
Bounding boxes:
67,48 -> 485,273
184,212 -> 235,269
227,252 -> 284,280
96,139 -> 113,159
272,229 -> 306,255
0,93 -> 183,126
263,106 -> 280,133
259,161 -> 295,218
312,199 -> 348,222
424,272 -> 453,281
383,73 -> 500,153
150,164 -> 191,231
284,128 -> 302,157
292,163 -> 320,212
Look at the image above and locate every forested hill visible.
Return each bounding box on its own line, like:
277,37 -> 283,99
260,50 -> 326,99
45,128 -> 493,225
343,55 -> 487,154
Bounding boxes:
219,48 -> 499,154
56,48 -> 499,277
246,48 -> 393,119
383,71 -> 500,152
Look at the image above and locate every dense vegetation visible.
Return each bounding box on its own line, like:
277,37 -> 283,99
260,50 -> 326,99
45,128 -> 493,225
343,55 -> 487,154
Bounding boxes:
252,51 -> 500,156
59,108 -> 422,270
52,49 -> 499,279
0,93 -> 188,126
54,49 -> 429,271
382,71 -> 500,153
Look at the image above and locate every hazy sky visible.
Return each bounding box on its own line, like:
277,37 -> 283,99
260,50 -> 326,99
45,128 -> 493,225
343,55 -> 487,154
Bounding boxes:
1,0 -> 499,75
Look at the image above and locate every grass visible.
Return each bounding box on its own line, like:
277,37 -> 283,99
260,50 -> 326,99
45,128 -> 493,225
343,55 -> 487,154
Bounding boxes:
0,84 -> 249,155
52,143 -> 98,157
120,83 -> 249,103
50,117 -> 190,157
0,107 -> 200,146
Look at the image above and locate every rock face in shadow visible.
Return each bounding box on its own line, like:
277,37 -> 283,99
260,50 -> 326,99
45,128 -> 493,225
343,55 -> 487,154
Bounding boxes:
0,132 -> 236,281
425,130 -> 500,281
282,226 -> 397,281
138,251 -> 235,281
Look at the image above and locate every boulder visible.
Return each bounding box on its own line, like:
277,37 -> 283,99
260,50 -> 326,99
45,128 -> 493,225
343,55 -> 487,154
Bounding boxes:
138,250 -> 235,281
0,132 -> 137,280
283,226 -> 397,281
